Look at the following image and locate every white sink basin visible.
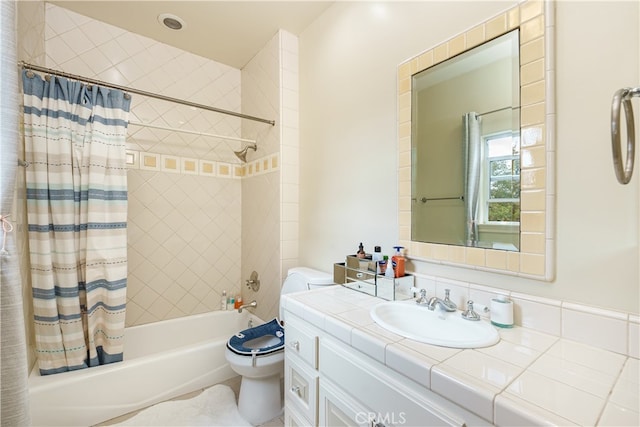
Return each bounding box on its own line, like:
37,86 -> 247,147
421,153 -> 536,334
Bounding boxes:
370,301 -> 500,348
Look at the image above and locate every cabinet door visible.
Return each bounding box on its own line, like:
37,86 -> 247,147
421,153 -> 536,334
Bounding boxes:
319,379 -> 370,427
285,353 -> 319,425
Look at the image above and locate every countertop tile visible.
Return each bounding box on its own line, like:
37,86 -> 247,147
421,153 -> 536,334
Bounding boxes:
505,370 -> 605,425
385,343 -> 436,388
323,314 -> 353,344
439,349 -> 524,390
609,377 -> 640,413
351,327 -> 389,363
598,401 -> 640,427
336,307 -> 374,326
546,339 -> 627,377
527,353 -> 618,398
495,393 -> 579,426
396,338 -> 461,363
476,339 -> 542,368
431,365 -> 499,422
498,326 -> 558,351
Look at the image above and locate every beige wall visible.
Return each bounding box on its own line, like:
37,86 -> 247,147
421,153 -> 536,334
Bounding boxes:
299,1 -> 639,314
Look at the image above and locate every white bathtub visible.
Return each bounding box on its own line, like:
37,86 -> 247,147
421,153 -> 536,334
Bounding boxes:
28,310 -> 259,426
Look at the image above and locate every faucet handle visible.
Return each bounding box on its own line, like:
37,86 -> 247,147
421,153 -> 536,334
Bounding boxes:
410,287 -> 428,305
461,300 -> 481,321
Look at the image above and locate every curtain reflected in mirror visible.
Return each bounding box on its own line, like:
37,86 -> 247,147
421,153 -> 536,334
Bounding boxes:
463,112 -> 481,247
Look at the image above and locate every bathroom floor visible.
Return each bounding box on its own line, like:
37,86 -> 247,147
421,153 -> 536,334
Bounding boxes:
96,375 -> 284,427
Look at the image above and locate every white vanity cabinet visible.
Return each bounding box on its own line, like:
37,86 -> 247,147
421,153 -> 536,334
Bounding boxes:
284,312 -> 488,427
284,315 -> 321,426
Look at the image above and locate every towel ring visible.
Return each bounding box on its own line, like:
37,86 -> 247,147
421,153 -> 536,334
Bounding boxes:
611,87 -> 639,184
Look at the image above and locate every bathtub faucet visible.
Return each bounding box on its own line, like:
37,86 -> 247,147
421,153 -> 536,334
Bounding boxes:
237,300 -> 257,313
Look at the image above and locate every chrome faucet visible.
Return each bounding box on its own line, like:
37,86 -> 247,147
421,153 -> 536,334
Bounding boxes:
237,300 -> 257,313
427,289 -> 457,312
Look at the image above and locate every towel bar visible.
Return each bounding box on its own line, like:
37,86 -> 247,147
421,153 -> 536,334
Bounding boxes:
611,87 -> 640,184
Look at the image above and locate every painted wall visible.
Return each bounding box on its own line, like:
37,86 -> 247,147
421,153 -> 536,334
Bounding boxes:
299,1 -> 639,314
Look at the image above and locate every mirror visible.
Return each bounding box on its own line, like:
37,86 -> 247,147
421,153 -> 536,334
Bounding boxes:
397,0 -> 555,280
411,30 -> 520,251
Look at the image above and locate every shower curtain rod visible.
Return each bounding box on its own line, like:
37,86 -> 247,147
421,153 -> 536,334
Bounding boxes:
127,121 -> 256,144
18,61 -> 276,126
477,105 -> 520,117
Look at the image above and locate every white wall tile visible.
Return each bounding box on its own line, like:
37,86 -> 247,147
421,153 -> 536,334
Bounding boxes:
562,305 -> 628,355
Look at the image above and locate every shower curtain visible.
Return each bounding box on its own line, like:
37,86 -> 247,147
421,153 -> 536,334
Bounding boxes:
22,70 -> 131,375
463,112 -> 481,247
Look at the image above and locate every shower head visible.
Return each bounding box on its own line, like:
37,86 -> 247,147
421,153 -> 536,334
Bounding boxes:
234,143 -> 257,163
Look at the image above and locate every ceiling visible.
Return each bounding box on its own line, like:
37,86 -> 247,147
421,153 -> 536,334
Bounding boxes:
50,1 -> 334,69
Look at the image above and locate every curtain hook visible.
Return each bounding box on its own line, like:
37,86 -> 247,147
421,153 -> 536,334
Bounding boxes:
0,214 -> 14,256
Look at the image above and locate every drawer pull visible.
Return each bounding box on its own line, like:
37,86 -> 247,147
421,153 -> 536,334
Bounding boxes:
290,385 -> 303,397
289,341 -> 300,351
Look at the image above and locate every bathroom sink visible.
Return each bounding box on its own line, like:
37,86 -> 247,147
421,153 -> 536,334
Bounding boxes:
370,301 -> 500,348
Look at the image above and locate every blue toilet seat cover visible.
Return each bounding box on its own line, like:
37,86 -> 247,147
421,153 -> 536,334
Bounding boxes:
227,318 -> 285,356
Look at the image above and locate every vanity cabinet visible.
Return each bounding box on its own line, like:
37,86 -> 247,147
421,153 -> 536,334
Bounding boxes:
284,315 -> 321,426
284,313 -> 487,427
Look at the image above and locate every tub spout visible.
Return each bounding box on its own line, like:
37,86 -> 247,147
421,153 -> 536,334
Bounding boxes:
237,300 -> 257,313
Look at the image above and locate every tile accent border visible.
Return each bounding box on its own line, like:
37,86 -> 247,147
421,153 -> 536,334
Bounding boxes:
127,150 -> 279,179
397,0 -> 556,281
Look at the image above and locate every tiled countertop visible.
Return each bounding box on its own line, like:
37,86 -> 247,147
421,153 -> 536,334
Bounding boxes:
281,286 -> 640,426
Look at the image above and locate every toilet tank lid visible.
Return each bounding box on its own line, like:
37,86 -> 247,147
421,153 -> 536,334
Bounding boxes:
287,267 -> 333,285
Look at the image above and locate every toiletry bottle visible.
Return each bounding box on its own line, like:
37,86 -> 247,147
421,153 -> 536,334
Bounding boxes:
380,255 -> 388,274
392,246 -> 405,278
220,290 -> 227,310
385,256 -> 395,278
356,242 -> 366,259
228,296 -> 235,311
234,296 -> 243,310
372,246 -> 383,274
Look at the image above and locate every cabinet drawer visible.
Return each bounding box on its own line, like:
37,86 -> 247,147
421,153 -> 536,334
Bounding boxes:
320,338 -> 465,427
285,354 -> 319,425
285,402 -> 313,427
285,315 -> 318,368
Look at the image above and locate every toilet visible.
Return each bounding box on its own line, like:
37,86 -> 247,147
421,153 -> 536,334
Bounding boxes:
225,267 -> 334,425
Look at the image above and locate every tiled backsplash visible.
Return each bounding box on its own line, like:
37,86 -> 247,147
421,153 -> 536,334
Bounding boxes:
412,272 -> 639,358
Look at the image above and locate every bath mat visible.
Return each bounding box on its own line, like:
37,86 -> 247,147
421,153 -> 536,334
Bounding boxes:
114,384 -> 252,426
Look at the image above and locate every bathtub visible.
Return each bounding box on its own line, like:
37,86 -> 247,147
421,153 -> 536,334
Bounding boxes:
28,310 -> 260,427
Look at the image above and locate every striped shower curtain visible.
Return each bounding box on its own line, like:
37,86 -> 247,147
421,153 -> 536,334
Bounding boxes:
22,70 -> 131,375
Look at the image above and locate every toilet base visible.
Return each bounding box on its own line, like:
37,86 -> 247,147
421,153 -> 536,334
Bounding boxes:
238,374 -> 283,425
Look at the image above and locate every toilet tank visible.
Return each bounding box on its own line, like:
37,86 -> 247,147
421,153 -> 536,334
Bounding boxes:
281,267 -> 334,295
279,267 -> 334,321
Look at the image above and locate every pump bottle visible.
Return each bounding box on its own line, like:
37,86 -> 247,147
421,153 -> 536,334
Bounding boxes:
391,246 -> 405,278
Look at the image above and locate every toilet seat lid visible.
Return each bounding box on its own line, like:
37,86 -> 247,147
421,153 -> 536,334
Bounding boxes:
226,318 -> 284,356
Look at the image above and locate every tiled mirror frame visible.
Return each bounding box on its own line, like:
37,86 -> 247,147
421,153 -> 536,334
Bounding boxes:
397,0 -> 555,281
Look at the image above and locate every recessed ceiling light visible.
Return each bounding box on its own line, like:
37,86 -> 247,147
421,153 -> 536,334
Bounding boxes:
158,13 -> 185,30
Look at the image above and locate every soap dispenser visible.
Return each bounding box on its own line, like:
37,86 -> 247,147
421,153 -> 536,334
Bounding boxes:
391,246 -> 405,278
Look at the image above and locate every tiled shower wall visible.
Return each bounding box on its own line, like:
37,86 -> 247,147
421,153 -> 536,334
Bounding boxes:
240,30 -> 299,321
35,4 -> 253,327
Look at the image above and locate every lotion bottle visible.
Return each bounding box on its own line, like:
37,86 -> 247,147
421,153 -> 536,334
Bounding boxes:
372,246 -> 383,274
220,290 -> 227,311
